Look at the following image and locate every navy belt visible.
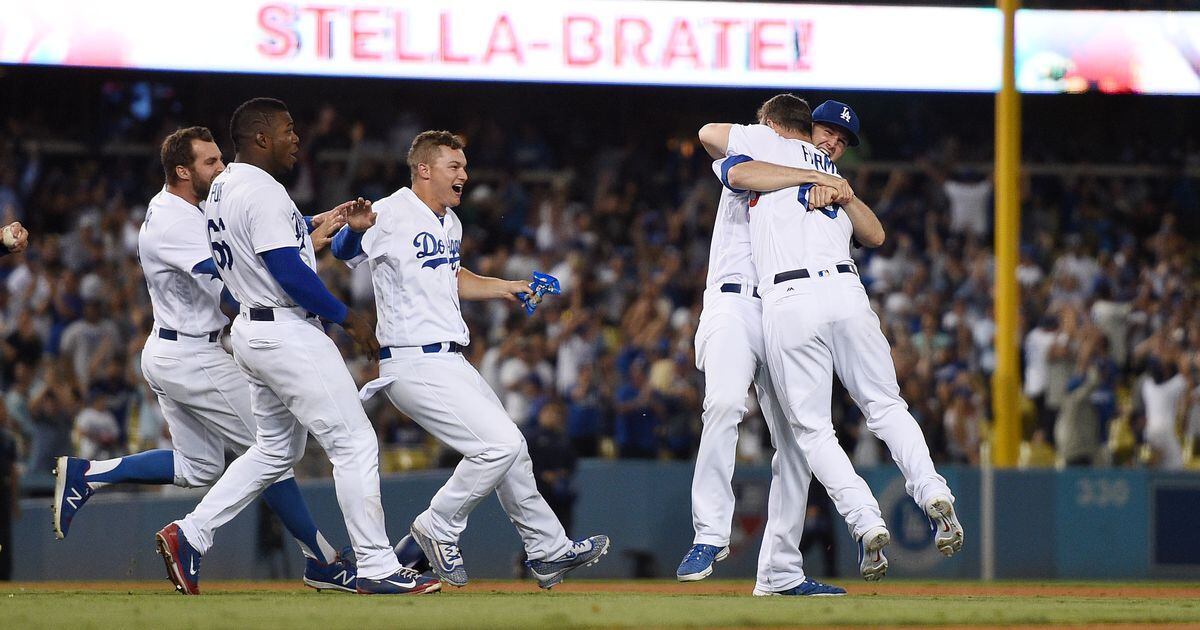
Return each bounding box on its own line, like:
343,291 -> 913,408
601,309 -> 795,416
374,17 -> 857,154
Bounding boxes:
379,342 -> 464,360
158,329 -> 220,342
248,307 -> 317,322
774,264 -> 857,284
719,283 -> 760,299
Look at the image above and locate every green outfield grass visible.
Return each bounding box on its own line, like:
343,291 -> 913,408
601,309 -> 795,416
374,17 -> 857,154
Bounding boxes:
3,580 -> 1199,629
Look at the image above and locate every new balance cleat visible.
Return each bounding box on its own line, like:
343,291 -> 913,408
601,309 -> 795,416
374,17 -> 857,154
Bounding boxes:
356,568 -> 441,595
409,522 -> 468,587
676,543 -> 730,582
526,535 -> 610,589
394,534 -> 432,574
752,577 -> 847,597
925,496 -> 965,557
857,526 -> 890,582
303,549 -> 358,593
155,523 -> 202,595
52,456 -> 94,540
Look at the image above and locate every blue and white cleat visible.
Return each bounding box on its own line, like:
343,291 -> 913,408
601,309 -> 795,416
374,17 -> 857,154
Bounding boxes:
526,535 -> 610,589
752,577 -> 847,597
303,549 -> 358,593
356,568 -> 441,595
155,523 -> 202,595
394,534 -> 432,574
857,526 -> 890,582
409,522 -> 468,587
52,456 -> 94,540
925,496 -> 965,557
676,544 -> 730,582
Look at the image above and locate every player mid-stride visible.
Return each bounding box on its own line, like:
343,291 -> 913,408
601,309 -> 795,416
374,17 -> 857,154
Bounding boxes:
52,126 -> 362,593
330,131 -> 608,589
150,98 -> 438,595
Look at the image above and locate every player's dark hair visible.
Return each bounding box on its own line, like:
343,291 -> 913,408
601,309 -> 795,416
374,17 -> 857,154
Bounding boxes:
757,94 -> 812,135
229,97 -> 289,153
160,126 -> 216,185
407,130 -> 466,176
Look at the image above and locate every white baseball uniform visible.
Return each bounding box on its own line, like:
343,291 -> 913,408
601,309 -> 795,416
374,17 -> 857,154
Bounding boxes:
174,162 -> 401,580
729,124 -> 953,537
691,151 -> 814,593
349,187 -> 573,560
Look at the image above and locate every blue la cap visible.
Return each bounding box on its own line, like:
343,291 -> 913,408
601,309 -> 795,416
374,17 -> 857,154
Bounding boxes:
812,100 -> 861,147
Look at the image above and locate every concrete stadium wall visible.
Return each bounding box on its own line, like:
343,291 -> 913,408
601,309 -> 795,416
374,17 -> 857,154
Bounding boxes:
10,463 -> 1200,582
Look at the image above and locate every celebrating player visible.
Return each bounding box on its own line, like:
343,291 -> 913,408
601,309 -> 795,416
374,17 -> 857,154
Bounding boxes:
330,131 -> 609,589
1,221 -> 29,255
719,101 -> 964,560
151,99 -> 438,595
678,95 -> 851,596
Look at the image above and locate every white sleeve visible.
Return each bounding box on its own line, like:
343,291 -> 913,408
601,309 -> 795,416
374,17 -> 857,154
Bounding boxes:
159,217 -> 214,273
247,185 -> 304,254
725,124 -> 777,159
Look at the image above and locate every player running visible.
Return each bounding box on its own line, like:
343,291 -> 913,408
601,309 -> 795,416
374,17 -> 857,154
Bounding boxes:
330,131 -> 609,589
151,99 -> 438,595
51,126 -> 364,593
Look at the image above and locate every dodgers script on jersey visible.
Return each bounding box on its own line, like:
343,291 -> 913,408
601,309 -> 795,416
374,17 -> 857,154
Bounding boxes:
139,188 -> 228,335
202,163 -> 316,308
724,124 -> 853,295
346,187 -> 469,347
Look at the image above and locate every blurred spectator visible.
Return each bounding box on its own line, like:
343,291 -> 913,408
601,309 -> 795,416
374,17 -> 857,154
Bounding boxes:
525,401 -> 578,535
0,402 -> 17,580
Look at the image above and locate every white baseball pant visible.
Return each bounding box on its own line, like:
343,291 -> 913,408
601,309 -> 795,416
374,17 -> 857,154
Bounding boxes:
361,350 -> 573,561
176,308 -> 401,580
692,288 -> 814,592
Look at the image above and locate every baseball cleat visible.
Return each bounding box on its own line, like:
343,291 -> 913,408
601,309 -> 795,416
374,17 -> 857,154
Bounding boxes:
676,543 -> 730,582
394,534 -> 432,574
525,534 -> 610,590
752,577 -> 846,597
409,521 -> 468,587
303,549 -> 358,593
925,496 -> 965,557
52,456 -> 94,540
857,526 -> 890,582
355,568 -> 441,595
155,523 -> 202,595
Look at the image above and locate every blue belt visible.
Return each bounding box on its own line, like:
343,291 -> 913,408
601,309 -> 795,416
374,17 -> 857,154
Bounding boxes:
248,307 -> 317,321
379,342 -> 464,360
774,264 -> 857,284
159,329 -> 219,342
719,283 -> 760,299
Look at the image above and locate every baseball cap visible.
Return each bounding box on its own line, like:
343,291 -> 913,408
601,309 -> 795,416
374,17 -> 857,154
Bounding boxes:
812,100 -> 861,147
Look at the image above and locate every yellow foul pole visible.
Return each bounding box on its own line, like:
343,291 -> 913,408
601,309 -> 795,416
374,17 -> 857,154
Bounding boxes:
992,0 -> 1021,467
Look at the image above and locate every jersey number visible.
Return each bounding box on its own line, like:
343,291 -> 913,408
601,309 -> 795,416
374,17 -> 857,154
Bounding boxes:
207,218 -> 234,270
797,186 -> 842,219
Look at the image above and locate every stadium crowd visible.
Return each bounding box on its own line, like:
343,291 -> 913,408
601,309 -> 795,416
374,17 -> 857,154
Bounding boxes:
1,79 -> 1199,500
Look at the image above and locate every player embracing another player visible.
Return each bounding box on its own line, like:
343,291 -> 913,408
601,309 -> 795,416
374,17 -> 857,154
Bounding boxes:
330,131 -> 609,589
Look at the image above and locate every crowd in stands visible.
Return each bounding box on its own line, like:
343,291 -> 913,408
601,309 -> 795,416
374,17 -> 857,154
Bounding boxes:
1,75 -> 1199,498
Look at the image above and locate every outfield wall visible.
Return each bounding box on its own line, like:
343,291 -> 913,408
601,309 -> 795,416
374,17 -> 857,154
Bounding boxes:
11,463 -> 1200,582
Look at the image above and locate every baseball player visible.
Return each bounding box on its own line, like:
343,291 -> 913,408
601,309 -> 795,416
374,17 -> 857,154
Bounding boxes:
50,126 -> 369,593
678,95 -> 850,596
702,100 -> 964,584
152,99 -> 438,596
1,221 -> 29,255
329,130 -> 608,590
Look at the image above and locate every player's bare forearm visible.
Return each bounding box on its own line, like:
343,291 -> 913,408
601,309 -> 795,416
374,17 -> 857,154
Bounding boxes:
698,123 -> 732,159
458,267 -> 530,302
728,162 -> 836,193
843,197 -> 886,248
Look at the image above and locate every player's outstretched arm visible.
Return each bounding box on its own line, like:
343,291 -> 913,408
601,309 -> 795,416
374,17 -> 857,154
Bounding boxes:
698,123 -> 733,159
725,159 -> 853,200
458,267 -> 530,302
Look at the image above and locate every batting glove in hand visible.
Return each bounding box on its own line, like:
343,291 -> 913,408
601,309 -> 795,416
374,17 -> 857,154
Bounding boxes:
520,271 -> 561,316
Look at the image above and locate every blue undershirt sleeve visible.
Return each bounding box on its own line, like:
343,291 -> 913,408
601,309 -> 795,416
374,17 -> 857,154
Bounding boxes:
303,216 -> 315,233
331,226 -> 365,261
719,154 -> 755,193
259,247 -> 349,324
192,258 -> 221,280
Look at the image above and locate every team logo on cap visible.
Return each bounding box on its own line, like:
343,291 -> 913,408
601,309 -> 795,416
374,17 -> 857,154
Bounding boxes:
840,106 -> 852,122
